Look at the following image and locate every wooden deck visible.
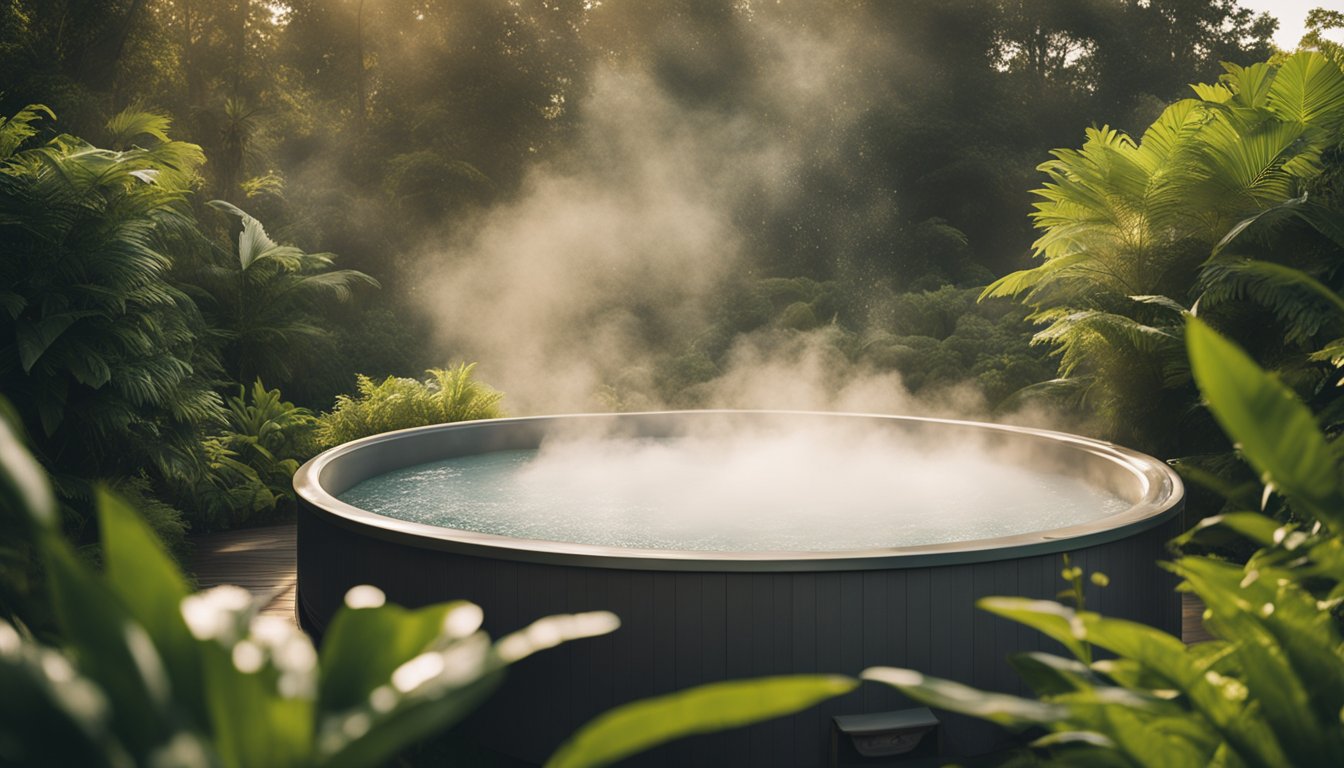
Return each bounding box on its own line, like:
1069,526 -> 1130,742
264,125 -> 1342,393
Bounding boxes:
188,524 -> 297,623
187,523 -> 1214,642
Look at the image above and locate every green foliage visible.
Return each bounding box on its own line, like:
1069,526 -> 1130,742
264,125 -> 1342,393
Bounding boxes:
859,317 -> 1344,766
863,286 -> 1054,407
188,380 -> 318,529
383,151 -> 494,223
1302,8 -> 1344,65
628,280 -> 1051,412
104,475 -> 189,555
1187,318 -> 1344,527
0,409 -> 618,767
189,200 -> 380,389
546,676 -> 859,768
316,364 -> 504,449
0,103 -> 53,156
982,51 -> 1344,452
0,104 -> 222,480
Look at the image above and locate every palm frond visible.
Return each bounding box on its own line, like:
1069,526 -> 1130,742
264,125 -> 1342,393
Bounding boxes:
1220,60 -> 1276,109
1308,337 -> 1344,373
1190,83 -> 1233,104
1265,51 -> 1344,132
1196,259 -> 1344,344
0,105 -> 55,159
1210,193 -> 1307,258
103,110 -> 174,149
1128,295 -> 1189,317
980,251 -> 1094,303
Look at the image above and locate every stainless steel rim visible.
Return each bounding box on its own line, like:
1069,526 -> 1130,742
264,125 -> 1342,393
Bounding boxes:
294,410 -> 1184,572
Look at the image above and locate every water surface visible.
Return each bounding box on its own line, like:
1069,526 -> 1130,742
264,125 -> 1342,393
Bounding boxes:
338,434 -> 1130,552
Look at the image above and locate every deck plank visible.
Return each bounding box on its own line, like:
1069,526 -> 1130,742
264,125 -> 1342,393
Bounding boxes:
188,524 -> 297,625
186,522 -> 1214,645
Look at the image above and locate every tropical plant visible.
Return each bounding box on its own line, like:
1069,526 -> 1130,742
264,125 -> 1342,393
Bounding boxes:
185,200 -> 379,389
0,410 -> 618,767
315,364 -> 504,449
188,380 -> 318,529
858,317 -> 1344,766
981,51 -> 1344,453
0,104 -> 222,484
199,98 -> 264,202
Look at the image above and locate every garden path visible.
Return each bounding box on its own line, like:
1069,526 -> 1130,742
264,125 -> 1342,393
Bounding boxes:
187,523 -> 1215,642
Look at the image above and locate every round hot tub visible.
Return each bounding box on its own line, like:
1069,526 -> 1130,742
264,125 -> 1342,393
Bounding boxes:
294,411 -> 1183,765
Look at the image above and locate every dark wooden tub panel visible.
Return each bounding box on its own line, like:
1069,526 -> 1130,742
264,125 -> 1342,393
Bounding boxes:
298,504 -> 1181,765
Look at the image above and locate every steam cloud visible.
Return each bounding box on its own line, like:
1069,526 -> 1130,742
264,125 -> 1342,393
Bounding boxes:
413,12 -> 1004,420
339,418 -> 1130,552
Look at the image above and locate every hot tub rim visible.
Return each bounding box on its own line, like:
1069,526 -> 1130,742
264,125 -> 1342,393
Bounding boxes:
293,410 -> 1184,573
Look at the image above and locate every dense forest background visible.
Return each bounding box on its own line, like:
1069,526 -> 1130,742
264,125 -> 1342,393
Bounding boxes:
6,0 -> 1340,571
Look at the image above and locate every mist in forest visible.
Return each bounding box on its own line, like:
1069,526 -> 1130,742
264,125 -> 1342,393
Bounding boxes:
0,0 -> 1282,431
416,10 -> 949,415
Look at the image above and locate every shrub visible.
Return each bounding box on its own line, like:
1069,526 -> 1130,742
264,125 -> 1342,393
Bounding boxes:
186,380 -> 318,529
315,364 -> 504,449
0,105 -> 222,484
105,475 -> 189,555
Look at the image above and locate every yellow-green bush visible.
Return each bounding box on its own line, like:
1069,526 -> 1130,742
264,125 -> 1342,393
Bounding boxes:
316,364 -> 504,449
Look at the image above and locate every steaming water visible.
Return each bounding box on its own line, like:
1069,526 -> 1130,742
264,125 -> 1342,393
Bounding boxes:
337,433 -> 1132,552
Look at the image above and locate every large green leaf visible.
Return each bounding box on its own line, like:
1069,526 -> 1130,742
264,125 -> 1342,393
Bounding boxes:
0,619 -> 135,768
317,590 -> 466,714
181,586 -> 315,768
980,596 -> 1286,767
97,487 -> 206,728
1185,317 -> 1344,530
1171,512 -> 1283,550
1008,652 -> 1096,695
319,663 -> 500,768
0,409 -> 56,531
42,537 -> 182,759
546,675 -> 856,768
208,200 -> 279,271
1223,61 -> 1276,110
322,610 -> 619,768
15,312 -> 96,372
1208,193 -> 1307,259
971,597 -> 1092,661
1047,694 -> 1213,768
1175,557 -> 1344,766
862,667 -> 1062,727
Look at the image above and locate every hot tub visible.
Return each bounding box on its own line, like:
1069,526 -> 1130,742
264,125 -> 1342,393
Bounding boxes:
294,411 -> 1183,765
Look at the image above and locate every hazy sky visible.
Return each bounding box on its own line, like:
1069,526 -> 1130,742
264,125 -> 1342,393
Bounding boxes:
1239,0 -> 1344,49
